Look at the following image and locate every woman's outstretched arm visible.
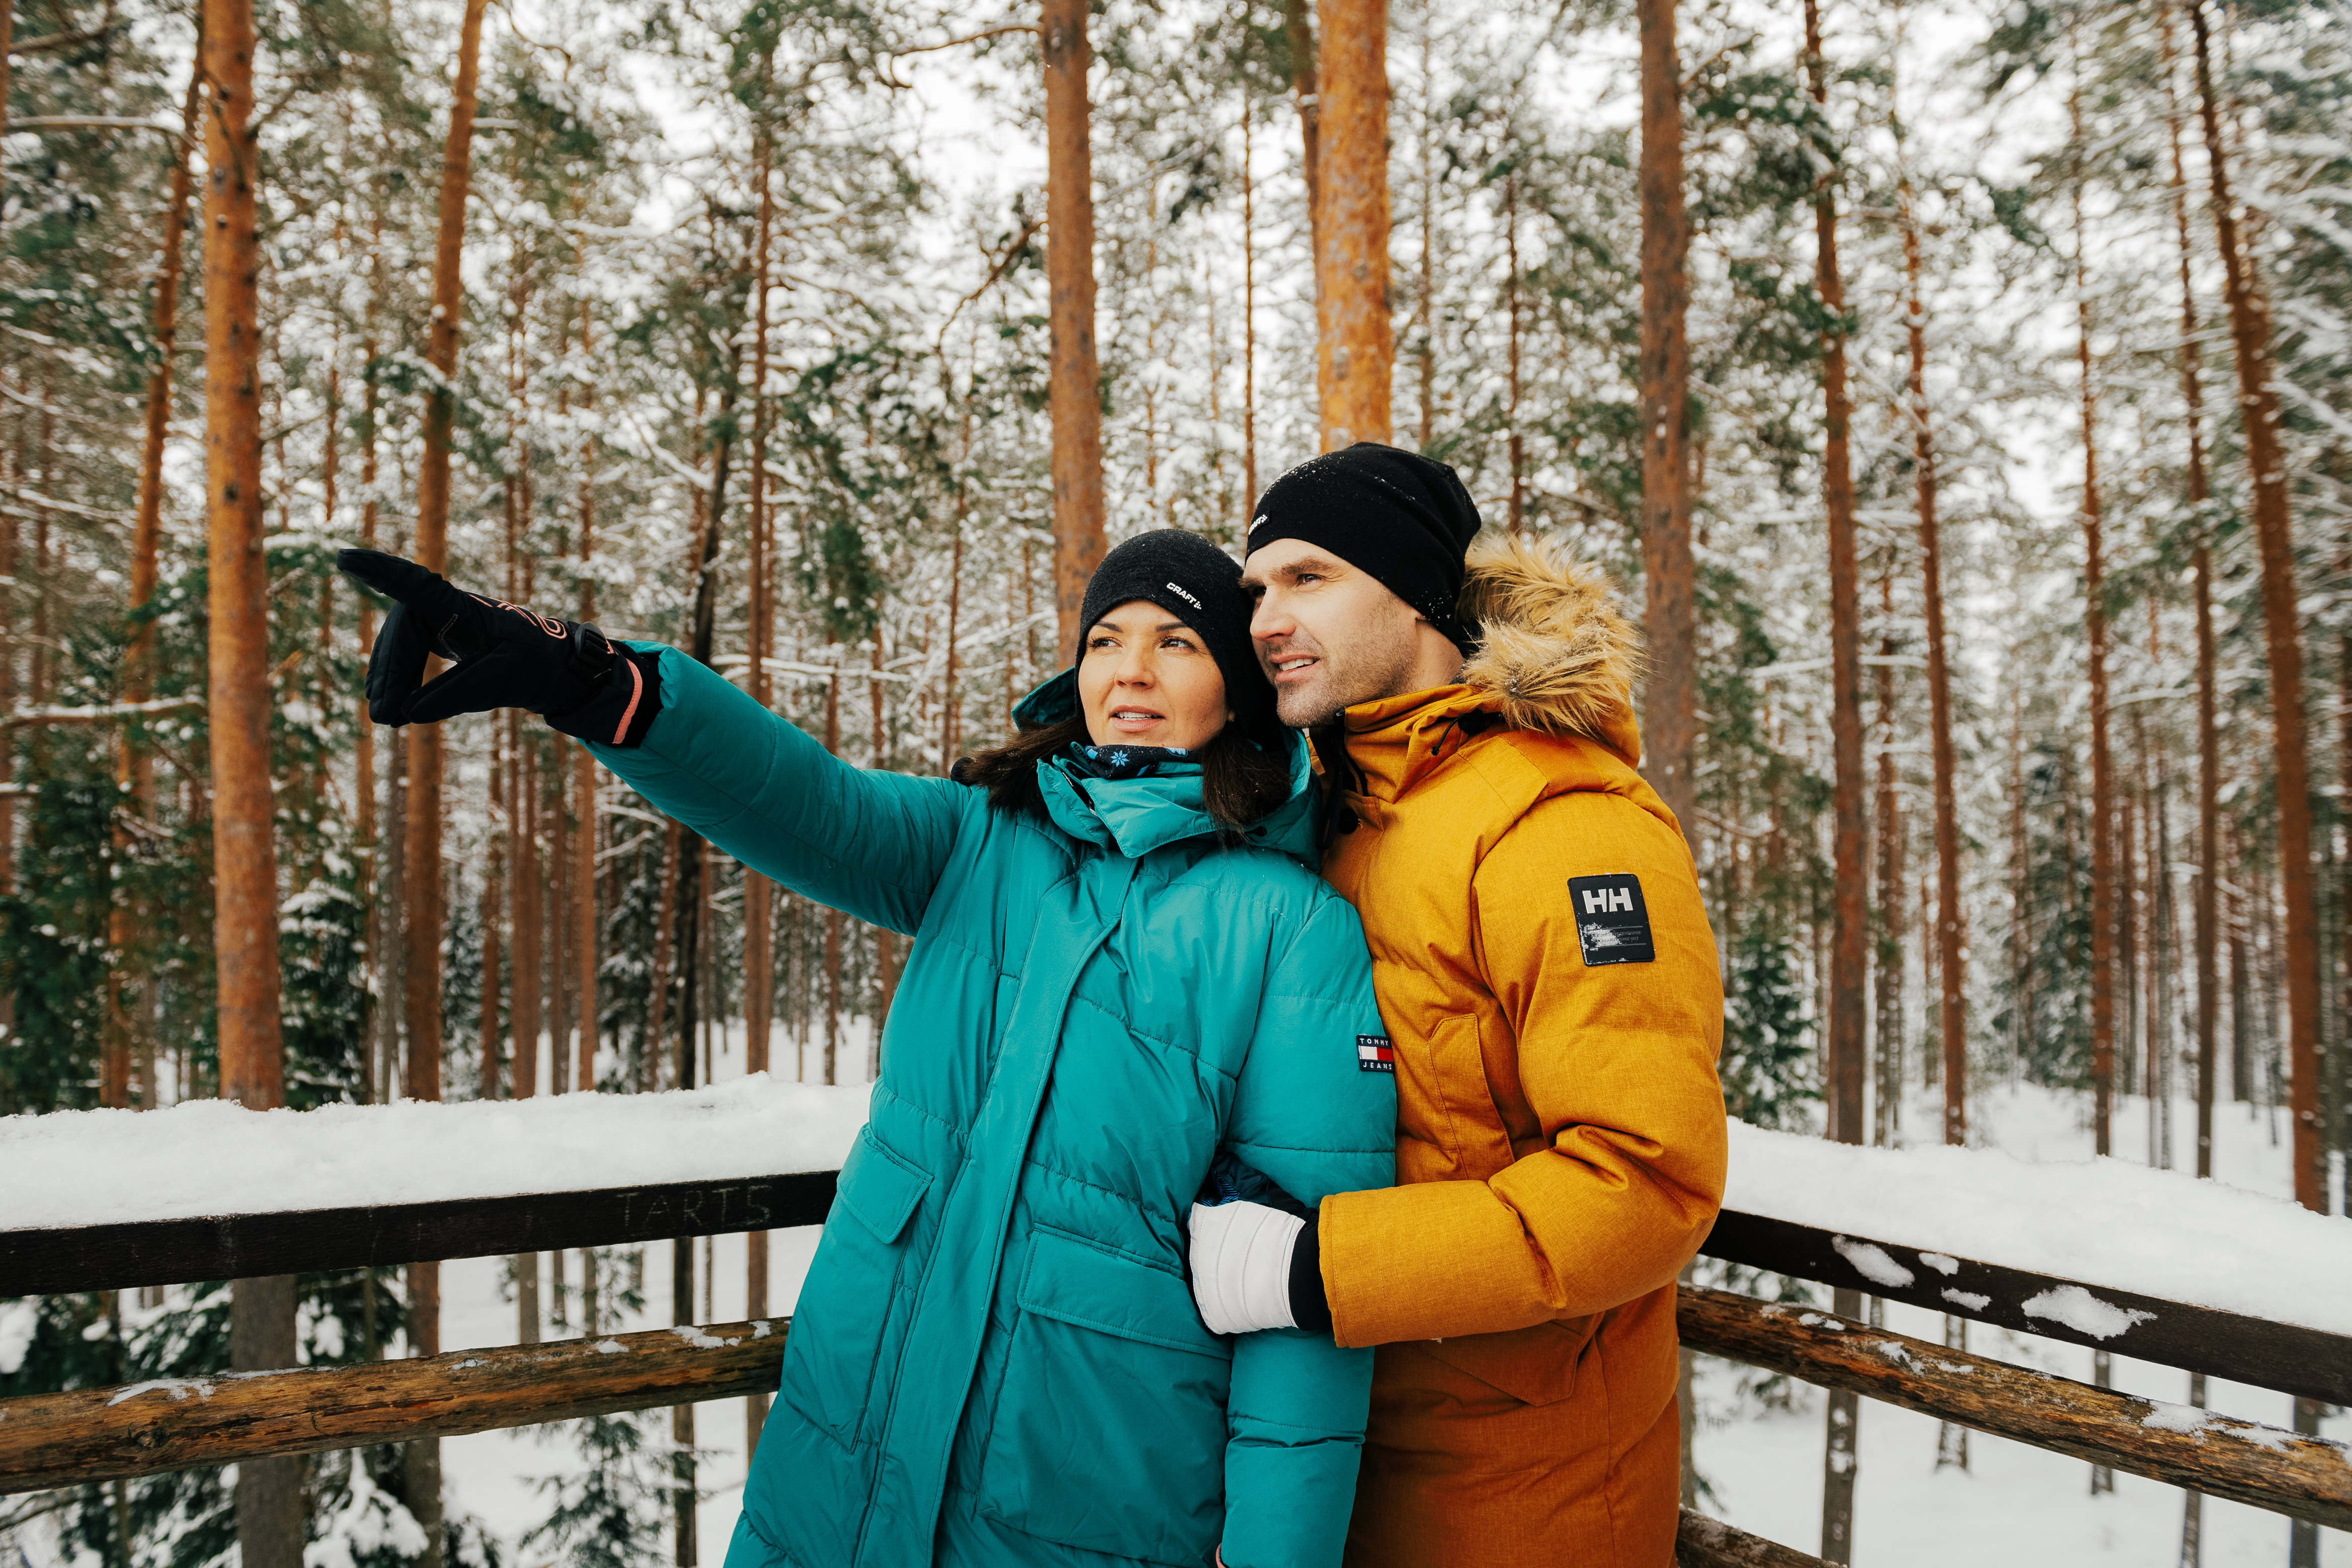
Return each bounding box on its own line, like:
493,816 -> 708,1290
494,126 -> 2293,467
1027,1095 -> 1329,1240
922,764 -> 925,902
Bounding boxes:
335,547 -> 969,935
581,646 -> 970,937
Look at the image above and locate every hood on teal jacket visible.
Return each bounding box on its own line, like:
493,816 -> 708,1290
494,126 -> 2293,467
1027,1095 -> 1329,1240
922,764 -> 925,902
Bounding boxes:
583,650 -> 1396,1568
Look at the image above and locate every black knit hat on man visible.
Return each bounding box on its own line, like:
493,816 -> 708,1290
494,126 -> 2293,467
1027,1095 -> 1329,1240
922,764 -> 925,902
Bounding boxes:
1244,442 -> 1483,654
1079,528 -> 1280,746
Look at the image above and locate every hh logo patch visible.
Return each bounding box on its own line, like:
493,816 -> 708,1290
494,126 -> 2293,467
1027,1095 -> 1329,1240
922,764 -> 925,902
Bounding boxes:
1356,1034 -> 1396,1073
1569,874 -> 1656,966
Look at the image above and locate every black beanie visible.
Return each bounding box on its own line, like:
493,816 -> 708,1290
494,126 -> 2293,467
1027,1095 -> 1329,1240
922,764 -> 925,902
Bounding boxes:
1077,529 -> 1279,745
1243,442 -> 1483,653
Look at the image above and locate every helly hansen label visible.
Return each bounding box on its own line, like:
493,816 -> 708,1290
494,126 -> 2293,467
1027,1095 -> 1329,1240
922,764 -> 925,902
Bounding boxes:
1356,1034 -> 1396,1073
1569,874 -> 1656,965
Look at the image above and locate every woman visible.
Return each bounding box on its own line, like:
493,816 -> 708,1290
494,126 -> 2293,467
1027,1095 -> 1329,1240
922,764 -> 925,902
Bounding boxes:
341,530 -> 1395,1568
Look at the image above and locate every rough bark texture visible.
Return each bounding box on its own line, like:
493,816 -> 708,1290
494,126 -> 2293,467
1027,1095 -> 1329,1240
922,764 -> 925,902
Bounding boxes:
1638,0 -> 1695,830
2187,0 -> 2321,1212
1042,0 -> 1103,665
1675,1511 -> 1828,1568
1315,0 -> 1391,451
0,1318 -> 790,1492
1678,1287 -> 2352,1530
201,0 -> 283,1116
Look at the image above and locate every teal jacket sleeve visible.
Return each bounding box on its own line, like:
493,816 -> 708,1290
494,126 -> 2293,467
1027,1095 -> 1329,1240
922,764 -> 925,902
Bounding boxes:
581,645 -> 970,936
1218,891 -> 1397,1568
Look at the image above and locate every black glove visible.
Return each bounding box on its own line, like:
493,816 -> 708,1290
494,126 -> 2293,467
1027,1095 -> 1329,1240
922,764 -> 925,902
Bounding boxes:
337,549 -> 660,746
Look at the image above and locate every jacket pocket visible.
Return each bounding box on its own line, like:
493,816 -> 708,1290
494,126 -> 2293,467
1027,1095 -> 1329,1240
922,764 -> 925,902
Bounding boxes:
776,1130 -> 931,1449
1422,1315 -> 1598,1407
977,1229 -> 1230,1564
1400,1014 -> 1514,1177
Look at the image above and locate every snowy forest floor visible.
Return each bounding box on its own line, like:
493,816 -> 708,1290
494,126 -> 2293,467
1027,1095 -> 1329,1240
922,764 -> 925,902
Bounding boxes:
146,1022 -> 2341,1567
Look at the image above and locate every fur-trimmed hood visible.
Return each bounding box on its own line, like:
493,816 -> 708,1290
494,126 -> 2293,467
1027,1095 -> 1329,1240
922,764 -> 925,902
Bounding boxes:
1457,533 -> 1642,760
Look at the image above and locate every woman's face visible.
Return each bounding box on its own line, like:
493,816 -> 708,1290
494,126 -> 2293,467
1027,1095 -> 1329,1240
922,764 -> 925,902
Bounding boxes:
1078,600 -> 1231,751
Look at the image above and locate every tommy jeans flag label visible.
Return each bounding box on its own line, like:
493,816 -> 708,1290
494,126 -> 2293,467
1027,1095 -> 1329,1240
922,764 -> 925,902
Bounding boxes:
1569,873 -> 1656,966
1356,1035 -> 1396,1073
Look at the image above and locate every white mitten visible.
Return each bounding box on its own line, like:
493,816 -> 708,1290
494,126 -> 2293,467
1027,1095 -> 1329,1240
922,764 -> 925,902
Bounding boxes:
1188,1199 -> 1304,1335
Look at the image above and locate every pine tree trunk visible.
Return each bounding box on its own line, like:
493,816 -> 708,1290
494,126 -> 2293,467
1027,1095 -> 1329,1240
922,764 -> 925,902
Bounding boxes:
1281,0 -> 1322,286
111,46 -> 206,1112
740,147 -> 776,1453
0,0 -> 14,150
403,9 -> 487,1548
202,0 -> 283,1131
573,752 -> 597,1095
1873,572 -> 1904,1152
203,1 -> 299,1542
1637,0 -> 1694,830
824,651 -> 842,1085
2163,0 -> 2220,1184
874,634 -> 899,1070
479,763 -> 502,1100
1904,175 -> 1967,1150
2071,91 -> 2118,1158
1416,14 -> 1435,453
648,820 -> 681,1091
2187,0 -> 2322,1217
1243,115 -> 1260,509
1804,3 -> 1864,1556
1315,0 -> 1391,451
1042,0 -> 1104,664
1504,177 -> 1523,531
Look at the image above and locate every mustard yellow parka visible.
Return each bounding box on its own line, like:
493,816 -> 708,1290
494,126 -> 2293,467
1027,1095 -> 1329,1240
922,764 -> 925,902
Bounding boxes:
1313,536 -> 1728,1568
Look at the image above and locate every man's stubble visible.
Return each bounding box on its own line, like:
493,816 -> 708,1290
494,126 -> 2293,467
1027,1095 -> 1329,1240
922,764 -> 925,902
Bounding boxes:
1269,625 -> 1428,729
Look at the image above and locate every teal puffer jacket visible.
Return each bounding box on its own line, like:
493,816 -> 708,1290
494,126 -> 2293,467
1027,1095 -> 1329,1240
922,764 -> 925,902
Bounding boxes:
582,649 -> 1396,1568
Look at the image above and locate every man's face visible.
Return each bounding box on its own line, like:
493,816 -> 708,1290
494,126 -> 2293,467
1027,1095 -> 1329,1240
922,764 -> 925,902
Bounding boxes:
1241,537 -> 1430,728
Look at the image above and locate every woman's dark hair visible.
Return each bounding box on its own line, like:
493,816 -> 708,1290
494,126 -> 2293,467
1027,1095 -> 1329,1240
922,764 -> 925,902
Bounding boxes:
956,715 -> 1293,839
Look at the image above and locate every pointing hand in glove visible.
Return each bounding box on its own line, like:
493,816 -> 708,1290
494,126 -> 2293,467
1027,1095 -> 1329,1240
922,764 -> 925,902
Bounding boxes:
337,548 -> 659,747
1187,1151 -> 1332,1337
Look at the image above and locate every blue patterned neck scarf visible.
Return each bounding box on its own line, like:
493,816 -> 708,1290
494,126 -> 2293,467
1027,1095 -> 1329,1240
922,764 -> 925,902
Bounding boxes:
1068,742 -> 1195,780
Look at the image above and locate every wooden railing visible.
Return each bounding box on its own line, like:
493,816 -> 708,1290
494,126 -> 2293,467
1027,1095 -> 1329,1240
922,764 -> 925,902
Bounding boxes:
4,1171 -> 2347,1561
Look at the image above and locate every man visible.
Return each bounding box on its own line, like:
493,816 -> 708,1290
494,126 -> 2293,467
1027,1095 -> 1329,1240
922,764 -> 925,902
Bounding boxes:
1189,443 -> 1727,1567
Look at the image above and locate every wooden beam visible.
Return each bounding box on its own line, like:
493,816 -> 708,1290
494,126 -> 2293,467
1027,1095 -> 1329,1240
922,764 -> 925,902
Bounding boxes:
1699,1209 -> 2352,1406
0,1318 -> 789,1494
1676,1510 -> 1826,1568
0,1171 -> 837,1295
8,1178 -> 2342,1417
1678,1285 -> 2352,1530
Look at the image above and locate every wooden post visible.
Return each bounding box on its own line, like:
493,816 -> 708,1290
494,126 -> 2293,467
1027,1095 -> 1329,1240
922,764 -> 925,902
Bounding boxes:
1042,0 -> 1104,665
1315,0 -> 1391,451
1637,0 -> 1695,830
